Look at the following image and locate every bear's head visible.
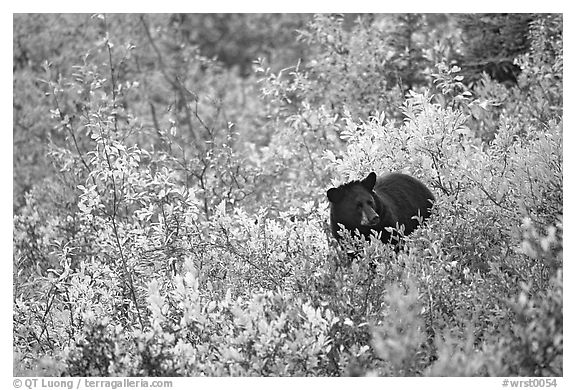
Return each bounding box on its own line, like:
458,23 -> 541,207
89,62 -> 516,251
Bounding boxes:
327,172 -> 380,229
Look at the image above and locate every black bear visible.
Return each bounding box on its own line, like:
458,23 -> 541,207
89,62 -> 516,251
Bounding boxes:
327,172 -> 434,247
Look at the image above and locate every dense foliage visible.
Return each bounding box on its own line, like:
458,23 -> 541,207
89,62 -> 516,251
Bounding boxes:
13,13 -> 562,377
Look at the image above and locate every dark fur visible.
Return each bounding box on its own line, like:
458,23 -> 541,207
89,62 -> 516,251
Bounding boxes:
327,172 -> 435,246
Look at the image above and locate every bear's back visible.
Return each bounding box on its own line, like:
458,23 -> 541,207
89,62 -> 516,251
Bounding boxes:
374,173 -> 435,235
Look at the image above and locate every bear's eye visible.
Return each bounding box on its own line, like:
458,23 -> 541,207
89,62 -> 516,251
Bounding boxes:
356,202 -> 363,210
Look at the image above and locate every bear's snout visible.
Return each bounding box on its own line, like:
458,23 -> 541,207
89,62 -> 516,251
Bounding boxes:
361,209 -> 380,226
367,214 -> 380,226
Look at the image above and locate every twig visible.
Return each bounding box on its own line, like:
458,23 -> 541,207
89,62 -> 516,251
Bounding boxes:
139,15 -> 200,145
103,15 -> 119,133
51,93 -> 98,188
101,16 -> 145,329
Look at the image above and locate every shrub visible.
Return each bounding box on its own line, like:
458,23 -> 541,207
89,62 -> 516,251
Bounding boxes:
13,13 -> 562,377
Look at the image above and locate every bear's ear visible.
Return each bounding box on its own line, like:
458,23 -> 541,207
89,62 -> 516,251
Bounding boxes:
361,172 -> 377,190
327,187 -> 343,203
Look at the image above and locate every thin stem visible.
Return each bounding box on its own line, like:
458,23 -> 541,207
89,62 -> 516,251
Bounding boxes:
103,14 -> 119,133
101,15 -> 144,329
51,92 -> 97,187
